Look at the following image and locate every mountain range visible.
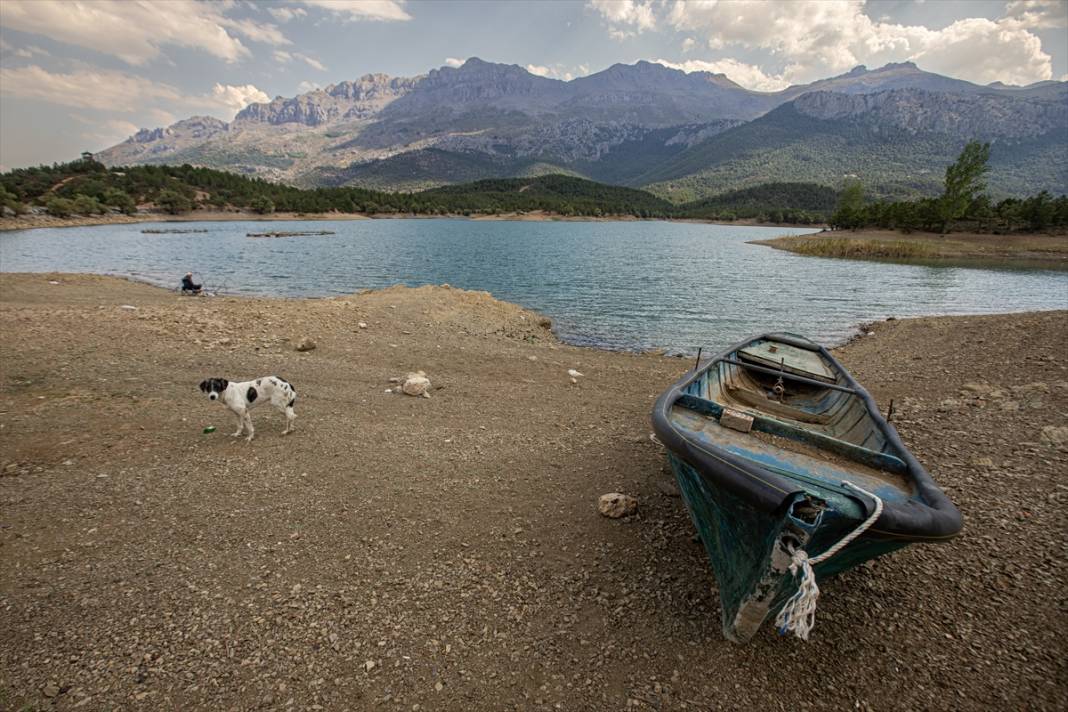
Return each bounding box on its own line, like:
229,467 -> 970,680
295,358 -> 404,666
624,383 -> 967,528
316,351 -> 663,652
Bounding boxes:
96,58 -> 1068,201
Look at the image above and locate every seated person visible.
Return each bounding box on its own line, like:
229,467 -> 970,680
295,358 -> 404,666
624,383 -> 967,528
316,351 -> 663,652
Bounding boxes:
181,272 -> 202,294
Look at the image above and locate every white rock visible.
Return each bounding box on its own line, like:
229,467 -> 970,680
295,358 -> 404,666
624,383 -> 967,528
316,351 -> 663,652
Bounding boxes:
120,304 -> 138,310
598,493 -> 638,518
401,371 -> 431,398
295,337 -> 316,352
358,322 -> 368,329
567,369 -> 583,378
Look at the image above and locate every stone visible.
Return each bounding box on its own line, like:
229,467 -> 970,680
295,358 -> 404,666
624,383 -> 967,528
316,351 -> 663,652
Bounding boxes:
401,371 -> 431,398
720,408 -> 754,433
598,493 -> 637,518
358,322 -> 368,329
365,660 -> 375,672
568,369 -> 583,378
1040,425 -> 1068,446
43,684 -> 60,698
295,337 -> 317,352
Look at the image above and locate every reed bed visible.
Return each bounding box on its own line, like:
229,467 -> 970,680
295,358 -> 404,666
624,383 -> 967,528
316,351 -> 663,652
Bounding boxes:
786,237 -> 934,259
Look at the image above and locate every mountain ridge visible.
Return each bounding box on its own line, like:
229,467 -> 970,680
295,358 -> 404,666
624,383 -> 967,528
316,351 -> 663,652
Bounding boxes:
95,58 -> 1068,200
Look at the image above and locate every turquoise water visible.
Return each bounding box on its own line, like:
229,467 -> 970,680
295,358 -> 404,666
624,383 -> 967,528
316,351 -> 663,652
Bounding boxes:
2,219 -> 1066,353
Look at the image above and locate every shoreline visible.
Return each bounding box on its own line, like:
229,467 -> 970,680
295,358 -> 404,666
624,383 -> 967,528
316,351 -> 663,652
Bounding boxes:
751,228 -> 1068,271
1,273 -> 1064,710
0,210 -> 820,233
2,268 -> 1063,353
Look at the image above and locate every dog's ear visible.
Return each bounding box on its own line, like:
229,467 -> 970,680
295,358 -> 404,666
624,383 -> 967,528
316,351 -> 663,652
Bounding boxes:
218,378 -> 229,391
199,379 -> 210,393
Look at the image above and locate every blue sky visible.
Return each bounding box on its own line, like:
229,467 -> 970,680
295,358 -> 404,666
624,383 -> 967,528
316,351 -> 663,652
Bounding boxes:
1,0 -> 1066,169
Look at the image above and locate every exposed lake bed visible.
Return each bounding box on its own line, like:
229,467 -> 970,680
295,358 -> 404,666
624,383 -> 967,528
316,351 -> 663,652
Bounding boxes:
0,273 -> 1064,710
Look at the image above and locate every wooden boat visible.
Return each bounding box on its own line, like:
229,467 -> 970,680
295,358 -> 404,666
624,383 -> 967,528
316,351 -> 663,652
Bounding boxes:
651,332 -> 962,642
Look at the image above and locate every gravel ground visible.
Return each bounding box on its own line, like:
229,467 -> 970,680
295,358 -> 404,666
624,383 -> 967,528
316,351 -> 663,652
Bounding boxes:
1,273 -> 1065,711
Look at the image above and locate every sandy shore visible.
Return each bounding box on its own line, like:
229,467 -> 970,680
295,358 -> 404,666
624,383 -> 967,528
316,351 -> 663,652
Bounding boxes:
1,274 -> 1065,710
753,229 -> 1068,270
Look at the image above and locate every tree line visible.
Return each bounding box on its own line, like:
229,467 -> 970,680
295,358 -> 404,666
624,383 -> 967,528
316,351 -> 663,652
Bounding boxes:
830,141 -> 1068,234
2,149 -> 1065,232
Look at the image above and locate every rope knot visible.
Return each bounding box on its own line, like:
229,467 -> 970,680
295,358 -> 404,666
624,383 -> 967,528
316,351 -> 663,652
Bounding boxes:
775,482 -> 885,641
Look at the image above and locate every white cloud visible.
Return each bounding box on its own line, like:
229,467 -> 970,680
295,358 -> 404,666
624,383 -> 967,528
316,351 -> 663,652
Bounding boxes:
681,37 -> 696,53
0,65 -> 184,111
654,58 -> 791,91
268,6 -> 308,22
296,0 -> 411,22
299,54 -> 326,71
147,108 -> 177,127
524,63 -> 590,81
663,0 -> 1055,85
1002,1 -> 1068,29
444,57 -> 465,68
589,0 -> 656,36
274,50 -> 327,70
202,84 -> 271,115
220,17 -> 291,46
297,81 -> 323,94
0,0 -> 254,65
74,117 -> 141,147
0,64 -> 268,119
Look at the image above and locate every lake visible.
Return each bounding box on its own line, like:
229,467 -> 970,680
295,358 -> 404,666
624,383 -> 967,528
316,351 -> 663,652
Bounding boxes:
2,219 -> 1066,353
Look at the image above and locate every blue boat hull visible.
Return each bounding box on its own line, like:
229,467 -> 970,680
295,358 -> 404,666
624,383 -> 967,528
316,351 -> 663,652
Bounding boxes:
652,333 -> 962,642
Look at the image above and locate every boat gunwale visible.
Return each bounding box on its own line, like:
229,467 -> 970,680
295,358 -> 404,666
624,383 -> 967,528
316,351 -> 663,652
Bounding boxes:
651,332 -> 963,542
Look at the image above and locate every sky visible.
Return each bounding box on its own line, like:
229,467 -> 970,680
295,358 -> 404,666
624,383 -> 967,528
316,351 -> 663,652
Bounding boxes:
1,0 -> 1066,169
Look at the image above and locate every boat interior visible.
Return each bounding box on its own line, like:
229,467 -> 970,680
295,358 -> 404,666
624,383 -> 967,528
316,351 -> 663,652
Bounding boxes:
672,335 -> 916,503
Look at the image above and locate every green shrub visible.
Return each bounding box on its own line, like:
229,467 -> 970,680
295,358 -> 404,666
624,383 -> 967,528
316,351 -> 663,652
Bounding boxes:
46,197 -> 75,217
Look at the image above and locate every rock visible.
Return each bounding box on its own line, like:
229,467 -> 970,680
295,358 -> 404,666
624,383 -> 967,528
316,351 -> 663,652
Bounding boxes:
364,660 -> 375,672
598,493 -> 637,518
401,371 -> 431,398
217,337 -> 231,346
568,369 -> 584,378
43,683 -> 60,698
295,337 -> 317,352
120,304 -> 138,310
1039,425 -> 1068,446
358,322 -> 368,329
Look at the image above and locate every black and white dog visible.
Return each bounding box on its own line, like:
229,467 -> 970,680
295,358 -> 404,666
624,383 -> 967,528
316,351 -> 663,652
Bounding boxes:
199,376 -> 297,441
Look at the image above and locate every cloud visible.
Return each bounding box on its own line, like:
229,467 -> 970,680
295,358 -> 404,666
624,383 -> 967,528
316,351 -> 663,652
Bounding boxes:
202,84 -> 271,115
653,58 -> 791,91
444,57 -> 465,68
267,6 -> 308,22
0,64 -> 268,119
1002,0 -> 1068,29
274,50 -> 327,71
524,63 -> 590,81
71,115 -> 141,146
0,65 -> 184,111
663,0 -> 1055,85
0,0 -> 259,65
295,0 -> 412,22
297,81 -> 323,94
681,37 -> 695,53
220,17 -> 291,46
589,0 -> 656,37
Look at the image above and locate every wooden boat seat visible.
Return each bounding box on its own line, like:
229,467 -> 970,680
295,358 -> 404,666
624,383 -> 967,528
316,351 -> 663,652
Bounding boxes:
721,381 -> 833,425
677,394 -> 908,475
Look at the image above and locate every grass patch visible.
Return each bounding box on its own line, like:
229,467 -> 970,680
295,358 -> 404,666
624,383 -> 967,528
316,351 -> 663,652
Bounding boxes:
786,237 -> 934,259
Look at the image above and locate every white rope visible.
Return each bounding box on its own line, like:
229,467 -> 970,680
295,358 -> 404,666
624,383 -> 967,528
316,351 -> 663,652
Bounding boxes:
774,481 -> 884,641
